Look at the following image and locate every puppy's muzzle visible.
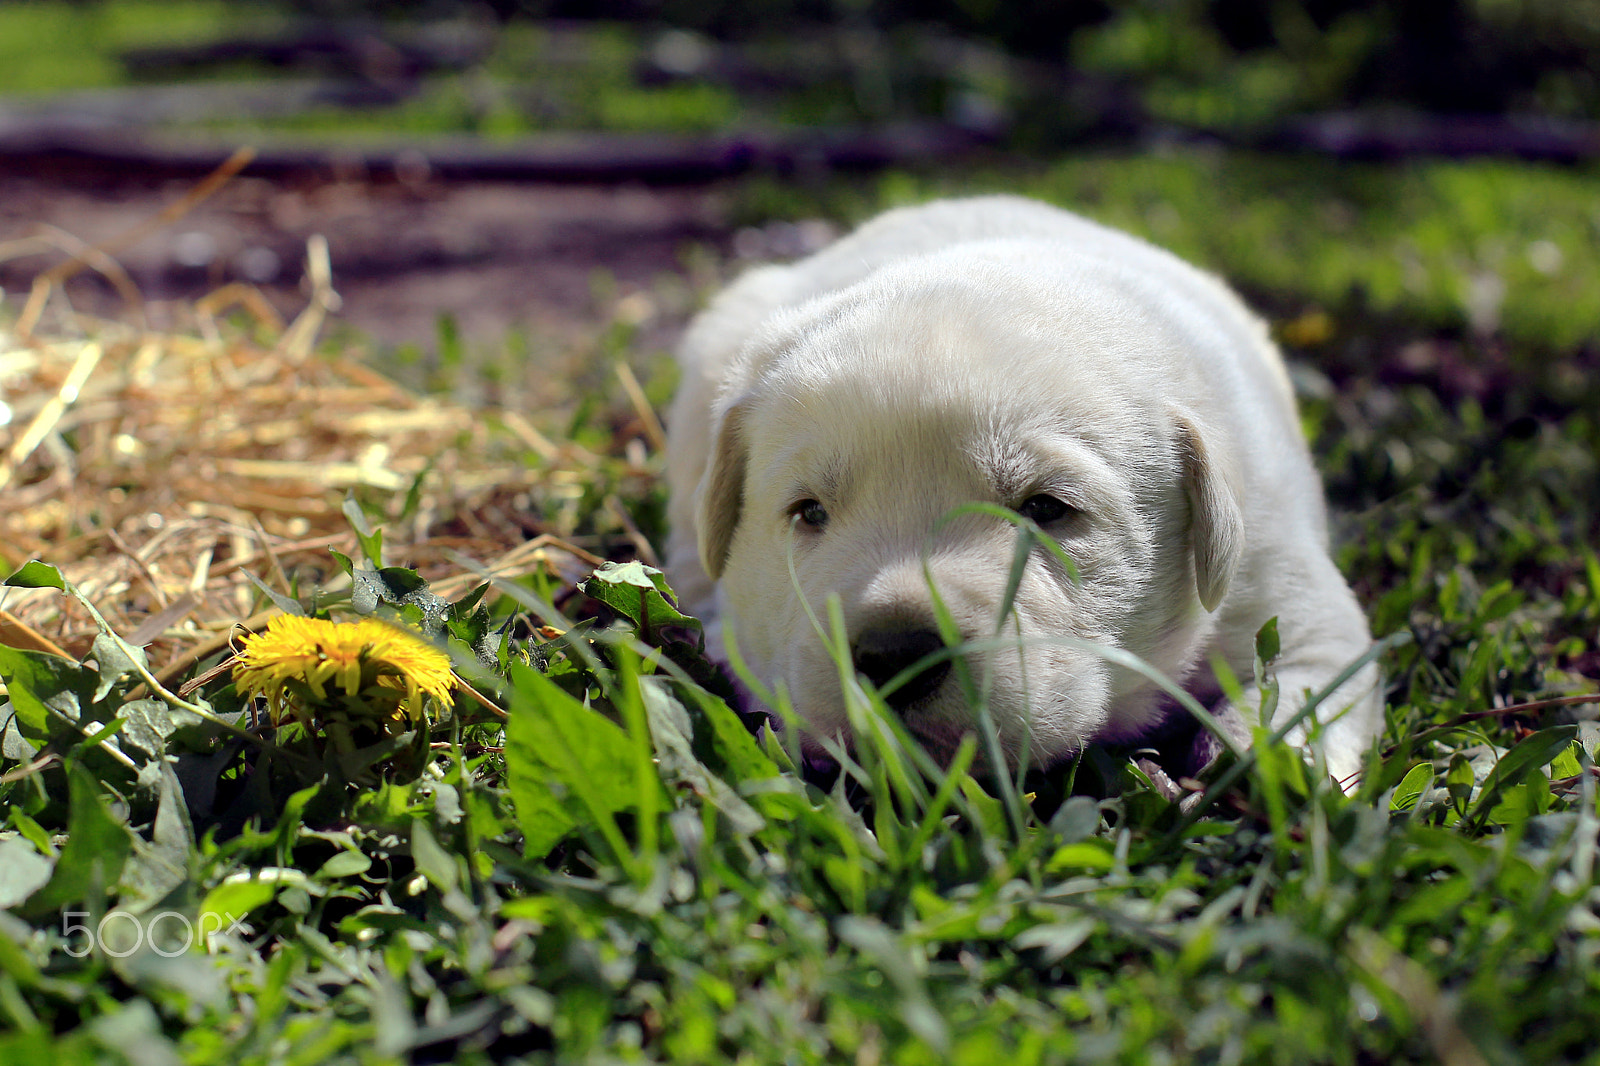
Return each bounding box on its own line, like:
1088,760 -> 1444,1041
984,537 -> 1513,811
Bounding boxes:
852,627 -> 949,710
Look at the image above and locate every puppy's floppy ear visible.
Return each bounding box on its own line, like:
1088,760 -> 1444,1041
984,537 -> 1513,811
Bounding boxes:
695,395 -> 751,580
1170,405 -> 1244,613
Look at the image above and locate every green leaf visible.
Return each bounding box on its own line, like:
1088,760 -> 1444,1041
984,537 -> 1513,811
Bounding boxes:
444,584 -> 498,668
4,561 -> 66,590
1049,795 -> 1102,842
1469,725 -> 1579,828
1,714 -> 38,763
1457,635 -> 1500,712
958,777 -> 1010,839
673,681 -> 779,784
20,764 -> 135,917
638,678 -> 765,836
89,1000 -> 181,1065
115,699 -> 183,761
244,571 -> 308,617
7,810 -> 54,856
119,763 -> 194,909
580,561 -> 701,645
1252,617 -> 1281,718
315,851 -> 373,880
1444,752 -> 1476,818
408,818 -> 458,892
336,559 -> 450,634
450,582 -> 490,616
198,878 -> 287,942
1389,761 -> 1435,812
400,457 -> 435,522
0,645 -> 96,735
1045,840 -> 1116,872
330,548 -> 355,578
87,632 -> 146,704
995,521 -> 1034,632
343,493 -> 384,567
1549,741 -> 1584,781
1254,617 -> 1280,663
1013,916 -> 1097,963
0,837 -> 55,909
503,661 -> 668,863
835,916 -> 949,1054
501,757 -> 577,861
1390,874 -> 1474,928
0,913 -> 45,990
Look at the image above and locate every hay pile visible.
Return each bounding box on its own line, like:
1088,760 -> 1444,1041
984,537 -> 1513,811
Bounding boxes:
0,159 -> 622,685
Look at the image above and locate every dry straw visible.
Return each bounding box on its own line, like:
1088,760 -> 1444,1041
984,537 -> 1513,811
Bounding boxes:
0,150 -> 617,682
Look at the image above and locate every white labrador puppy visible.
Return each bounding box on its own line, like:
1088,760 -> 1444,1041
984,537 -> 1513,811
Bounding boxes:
665,196 -> 1380,786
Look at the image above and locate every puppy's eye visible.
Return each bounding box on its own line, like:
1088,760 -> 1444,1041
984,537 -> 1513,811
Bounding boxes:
789,499 -> 829,529
1017,494 -> 1077,526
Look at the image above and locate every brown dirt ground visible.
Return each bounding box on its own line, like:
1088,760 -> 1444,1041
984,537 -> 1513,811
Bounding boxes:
0,166 -> 732,351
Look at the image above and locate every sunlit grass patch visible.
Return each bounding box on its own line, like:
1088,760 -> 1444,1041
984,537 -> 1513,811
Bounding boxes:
735,151 -> 1600,354
0,0 -> 261,94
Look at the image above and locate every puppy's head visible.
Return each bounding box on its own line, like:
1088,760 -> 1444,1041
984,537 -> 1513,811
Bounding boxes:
694,249 -> 1243,768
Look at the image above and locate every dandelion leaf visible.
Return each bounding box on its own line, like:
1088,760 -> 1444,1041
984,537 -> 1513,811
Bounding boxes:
334,553 -> 450,635
0,837 -> 55,909
88,633 -> 147,704
19,765 -> 136,918
580,561 -> 702,647
4,561 -> 67,591
0,644 -> 98,737
504,662 -> 667,860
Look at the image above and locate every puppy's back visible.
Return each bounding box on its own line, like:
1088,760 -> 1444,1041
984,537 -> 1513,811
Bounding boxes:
683,196 -> 1290,408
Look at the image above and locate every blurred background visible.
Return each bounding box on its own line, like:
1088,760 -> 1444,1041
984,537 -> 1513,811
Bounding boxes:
1,0 -> 1597,381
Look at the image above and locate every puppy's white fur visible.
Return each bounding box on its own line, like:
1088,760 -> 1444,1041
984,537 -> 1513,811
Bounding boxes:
666,196 -> 1380,783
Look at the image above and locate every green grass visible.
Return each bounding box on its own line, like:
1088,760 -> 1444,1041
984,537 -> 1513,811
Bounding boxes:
0,6 -> 745,136
0,1 -> 269,94
2,152 -> 1599,1064
232,23 -> 745,140
734,152 -> 1600,354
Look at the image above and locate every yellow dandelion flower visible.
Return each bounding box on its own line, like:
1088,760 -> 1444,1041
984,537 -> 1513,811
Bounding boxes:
233,615 -> 454,730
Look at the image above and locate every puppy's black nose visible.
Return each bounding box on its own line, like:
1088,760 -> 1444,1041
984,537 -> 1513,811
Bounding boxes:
852,628 -> 950,710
